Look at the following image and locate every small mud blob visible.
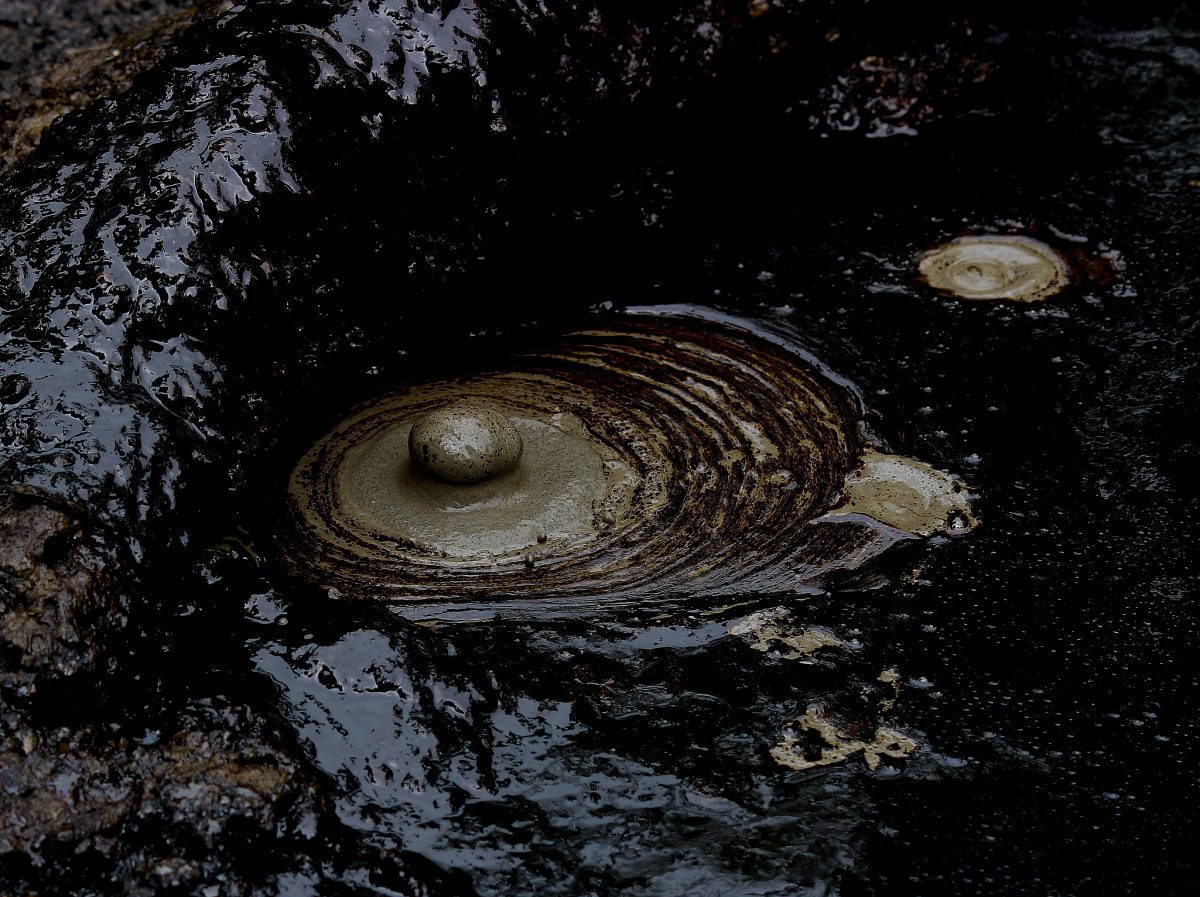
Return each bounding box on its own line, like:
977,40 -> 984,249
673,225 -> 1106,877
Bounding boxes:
824,450 -> 976,537
408,401 -> 523,484
283,308 -> 977,609
918,235 -> 1068,301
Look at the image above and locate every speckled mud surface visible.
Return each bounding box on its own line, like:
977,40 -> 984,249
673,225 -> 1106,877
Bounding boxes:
0,0 -> 207,168
1,2 -> 1198,895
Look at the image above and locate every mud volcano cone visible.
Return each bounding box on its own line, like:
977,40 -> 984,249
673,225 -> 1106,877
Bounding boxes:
284,309 -> 975,608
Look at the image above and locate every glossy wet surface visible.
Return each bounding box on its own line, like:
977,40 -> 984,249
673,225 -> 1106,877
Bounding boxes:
2,3 -> 1199,896
249,16 -> 1198,889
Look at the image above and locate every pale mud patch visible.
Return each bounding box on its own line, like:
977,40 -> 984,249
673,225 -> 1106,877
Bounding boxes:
770,701 -> 918,773
823,450 -> 977,538
918,235 -> 1069,302
727,607 -> 851,661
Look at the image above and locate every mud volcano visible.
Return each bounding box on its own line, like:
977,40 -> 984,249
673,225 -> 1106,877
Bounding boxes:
285,309 -> 972,608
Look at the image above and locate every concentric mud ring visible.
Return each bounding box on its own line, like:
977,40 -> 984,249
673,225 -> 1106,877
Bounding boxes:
283,308 -> 972,608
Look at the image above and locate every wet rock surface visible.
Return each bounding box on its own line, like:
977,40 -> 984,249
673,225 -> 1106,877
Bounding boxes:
0,690 -> 458,895
1,1 -> 1198,895
0,0 -> 208,169
0,491 -> 127,678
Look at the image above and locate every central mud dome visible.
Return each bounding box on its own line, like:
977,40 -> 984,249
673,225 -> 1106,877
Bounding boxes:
283,308 -> 972,608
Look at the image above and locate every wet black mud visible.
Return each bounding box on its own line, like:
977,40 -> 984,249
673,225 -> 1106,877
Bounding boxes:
2,2 -> 1199,895
0,0 -> 206,168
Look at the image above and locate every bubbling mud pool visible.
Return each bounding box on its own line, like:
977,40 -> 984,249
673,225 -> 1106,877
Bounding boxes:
283,307 -> 975,611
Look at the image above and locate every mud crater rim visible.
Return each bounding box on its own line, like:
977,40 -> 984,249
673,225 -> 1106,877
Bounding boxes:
281,308 -> 976,606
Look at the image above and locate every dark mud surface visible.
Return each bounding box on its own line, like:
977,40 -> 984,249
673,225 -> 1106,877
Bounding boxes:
2,1 -> 1199,895
0,0 -> 206,168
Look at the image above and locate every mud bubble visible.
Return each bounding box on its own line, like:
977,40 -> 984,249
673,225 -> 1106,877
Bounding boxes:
918,235 -> 1070,302
284,308 -> 975,609
407,401 -> 524,484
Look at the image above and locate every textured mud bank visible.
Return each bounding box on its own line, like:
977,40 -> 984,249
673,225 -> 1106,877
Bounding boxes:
2,1 -> 1198,895
0,0 -> 207,168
